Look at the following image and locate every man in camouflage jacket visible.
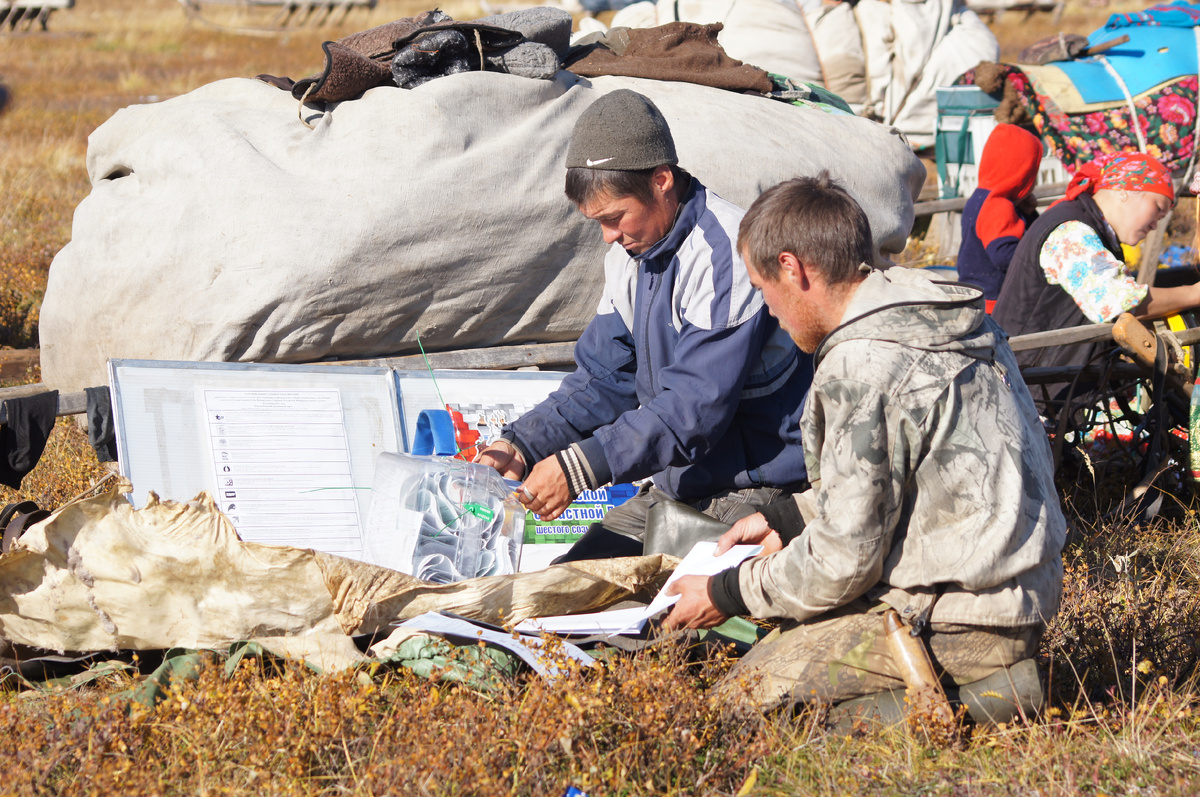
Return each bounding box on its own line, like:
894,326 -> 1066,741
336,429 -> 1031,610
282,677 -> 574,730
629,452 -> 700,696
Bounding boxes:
663,173 -> 1066,711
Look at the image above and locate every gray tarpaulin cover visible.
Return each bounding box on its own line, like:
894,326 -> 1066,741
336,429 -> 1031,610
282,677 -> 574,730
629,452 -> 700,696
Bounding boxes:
40,70 -> 925,392
0,480 -> 674,672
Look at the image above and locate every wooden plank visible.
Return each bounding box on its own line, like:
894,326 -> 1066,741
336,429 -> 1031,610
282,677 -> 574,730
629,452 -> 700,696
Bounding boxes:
915,197 -> 971,216
1008,320 -> 1200,355
1169,327 -> 1200,347
0,382 -> 51,401
9,318 -> 1190,423
57,390 -> 87,416
1,317 -> 1191,424
914,181 -> 1068,217
0,385 -> 89,425
332,341 -> 577,371
1008,323 -> 1115,352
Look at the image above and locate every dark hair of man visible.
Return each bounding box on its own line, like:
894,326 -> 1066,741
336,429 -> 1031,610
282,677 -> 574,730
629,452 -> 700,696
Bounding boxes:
565,165 -> 689,207
738,172 -> 874,285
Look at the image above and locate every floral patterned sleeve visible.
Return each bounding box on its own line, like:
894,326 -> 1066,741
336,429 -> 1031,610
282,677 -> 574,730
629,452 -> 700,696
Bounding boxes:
1039,220 -> 1148,324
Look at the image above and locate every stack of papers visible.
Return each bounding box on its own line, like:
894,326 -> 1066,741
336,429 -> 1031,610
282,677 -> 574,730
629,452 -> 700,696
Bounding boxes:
513,541 -> 762,636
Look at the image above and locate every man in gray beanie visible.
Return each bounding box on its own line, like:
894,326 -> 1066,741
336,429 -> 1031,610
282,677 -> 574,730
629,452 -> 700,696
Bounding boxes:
477,89 -> 814,561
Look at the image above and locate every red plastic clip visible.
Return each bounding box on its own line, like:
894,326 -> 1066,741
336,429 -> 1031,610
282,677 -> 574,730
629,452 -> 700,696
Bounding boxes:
447,405 -> 481,461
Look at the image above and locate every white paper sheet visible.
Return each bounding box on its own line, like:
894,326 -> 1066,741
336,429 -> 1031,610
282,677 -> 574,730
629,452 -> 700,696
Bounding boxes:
512,606 -> 651,636
203,389 -> 362,555
514,541 -> 763,636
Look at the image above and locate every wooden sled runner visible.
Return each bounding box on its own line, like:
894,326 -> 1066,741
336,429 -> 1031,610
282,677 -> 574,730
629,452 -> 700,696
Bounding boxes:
176,0 -> 377,32
0,0 -> 73,32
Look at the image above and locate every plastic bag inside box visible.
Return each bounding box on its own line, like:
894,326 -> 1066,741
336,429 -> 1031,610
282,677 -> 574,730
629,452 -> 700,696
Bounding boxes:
363,452 -> 524,583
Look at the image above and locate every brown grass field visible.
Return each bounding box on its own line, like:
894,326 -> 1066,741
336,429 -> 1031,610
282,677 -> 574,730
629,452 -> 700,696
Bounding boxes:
4,1 -> 1200,794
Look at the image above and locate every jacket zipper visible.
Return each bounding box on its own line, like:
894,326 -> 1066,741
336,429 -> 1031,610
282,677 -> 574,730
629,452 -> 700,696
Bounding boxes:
642,266 -> 663,393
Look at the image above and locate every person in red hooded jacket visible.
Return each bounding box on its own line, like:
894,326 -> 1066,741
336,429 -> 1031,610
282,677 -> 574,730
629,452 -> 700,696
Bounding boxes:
956,125 -> 1044,307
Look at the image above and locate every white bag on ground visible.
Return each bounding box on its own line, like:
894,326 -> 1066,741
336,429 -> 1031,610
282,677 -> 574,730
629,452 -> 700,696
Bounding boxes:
40,71 -> 924,392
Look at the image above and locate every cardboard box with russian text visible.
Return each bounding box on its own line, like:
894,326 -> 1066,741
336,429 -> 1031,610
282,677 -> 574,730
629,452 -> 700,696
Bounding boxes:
518,484 -> 639,572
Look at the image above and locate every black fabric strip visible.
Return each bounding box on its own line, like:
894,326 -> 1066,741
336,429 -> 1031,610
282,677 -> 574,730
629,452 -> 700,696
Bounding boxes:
708,565 -> 749,618
85,386 -> 117,463
759,498 -> 805,546
0,391 -> 58,490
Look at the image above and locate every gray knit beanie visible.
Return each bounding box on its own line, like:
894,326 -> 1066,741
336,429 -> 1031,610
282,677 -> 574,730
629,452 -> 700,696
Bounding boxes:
565,90 -> 678,171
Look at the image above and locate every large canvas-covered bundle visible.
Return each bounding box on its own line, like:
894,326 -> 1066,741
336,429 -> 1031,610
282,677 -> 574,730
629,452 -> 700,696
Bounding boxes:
849,0 -> 998,149
40,71 -> 924,393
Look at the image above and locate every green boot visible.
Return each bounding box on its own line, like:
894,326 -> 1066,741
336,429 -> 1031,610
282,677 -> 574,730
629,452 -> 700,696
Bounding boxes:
826,658 -> 1044,733
950,657 -> 1044,726
825,688 -> 908,733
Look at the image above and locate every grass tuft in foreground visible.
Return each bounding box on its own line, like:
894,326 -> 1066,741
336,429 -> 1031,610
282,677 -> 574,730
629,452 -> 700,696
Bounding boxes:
2,643 -> 768,796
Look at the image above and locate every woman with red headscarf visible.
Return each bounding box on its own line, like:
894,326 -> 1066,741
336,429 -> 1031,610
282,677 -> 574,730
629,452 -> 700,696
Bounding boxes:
992,152 -> 1199,408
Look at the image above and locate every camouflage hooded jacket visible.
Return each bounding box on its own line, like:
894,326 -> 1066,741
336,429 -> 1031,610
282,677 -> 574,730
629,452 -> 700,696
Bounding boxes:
736,266 -> 1066,629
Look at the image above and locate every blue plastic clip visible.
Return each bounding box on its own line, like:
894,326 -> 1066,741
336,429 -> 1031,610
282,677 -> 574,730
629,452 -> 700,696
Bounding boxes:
412,409 -> 458,456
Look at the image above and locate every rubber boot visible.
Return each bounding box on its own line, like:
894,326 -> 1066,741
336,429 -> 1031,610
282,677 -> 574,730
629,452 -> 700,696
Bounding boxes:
826,687 -> 908,733
949,657 -> 1044,726
549,523 -> 643,564
826,658 -> 1044,733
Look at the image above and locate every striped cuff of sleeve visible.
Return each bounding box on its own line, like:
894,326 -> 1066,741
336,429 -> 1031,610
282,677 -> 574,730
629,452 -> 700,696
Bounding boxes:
708,565 -> 749,618
556,442 -> 604,501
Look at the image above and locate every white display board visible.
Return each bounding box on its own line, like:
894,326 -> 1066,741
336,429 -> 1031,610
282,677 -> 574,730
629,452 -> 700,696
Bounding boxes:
109,360 -> 403,560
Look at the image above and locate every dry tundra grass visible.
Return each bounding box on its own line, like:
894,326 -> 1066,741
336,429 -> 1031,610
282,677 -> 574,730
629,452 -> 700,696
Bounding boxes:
4,1 -> 1200,794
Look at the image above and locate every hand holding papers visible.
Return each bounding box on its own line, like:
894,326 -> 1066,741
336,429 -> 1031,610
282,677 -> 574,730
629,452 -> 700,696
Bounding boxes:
514,541 -> 762,637
644,540 -> 762,618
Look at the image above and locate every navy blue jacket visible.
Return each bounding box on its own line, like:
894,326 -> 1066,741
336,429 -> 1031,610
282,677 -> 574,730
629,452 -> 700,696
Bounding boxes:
958,187 -> 1038,301
507,179 -> 812,501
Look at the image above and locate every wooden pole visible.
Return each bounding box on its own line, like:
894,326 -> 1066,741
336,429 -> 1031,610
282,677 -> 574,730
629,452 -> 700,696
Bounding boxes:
914,181 -> 1069,217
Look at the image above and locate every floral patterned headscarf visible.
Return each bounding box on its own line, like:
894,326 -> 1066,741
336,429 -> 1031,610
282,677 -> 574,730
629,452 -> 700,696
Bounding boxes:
1063,152 -> 1175,203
